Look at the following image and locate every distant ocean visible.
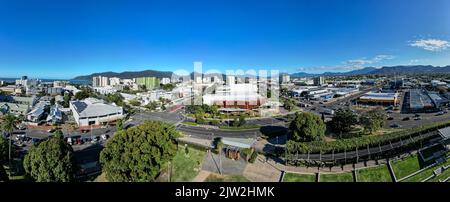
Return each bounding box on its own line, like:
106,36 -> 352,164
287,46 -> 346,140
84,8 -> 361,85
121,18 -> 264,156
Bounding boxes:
0,78 -> 91,85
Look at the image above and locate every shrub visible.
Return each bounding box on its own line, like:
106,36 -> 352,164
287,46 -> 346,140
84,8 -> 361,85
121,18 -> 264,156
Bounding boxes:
249,151 -> 258,163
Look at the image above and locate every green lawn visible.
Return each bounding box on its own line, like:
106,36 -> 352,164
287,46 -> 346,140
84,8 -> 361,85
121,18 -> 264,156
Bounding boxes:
219,124 -> 261,130
429,168 -> 450,182
357,165 -> 392,182
204,174 -> 251,182
182,121 -> 198,126
391,154 -> 421,180
403,158 -> 450,182
170,145 -> 206,182
283,172 -> 316,182
319,172 -> 354,182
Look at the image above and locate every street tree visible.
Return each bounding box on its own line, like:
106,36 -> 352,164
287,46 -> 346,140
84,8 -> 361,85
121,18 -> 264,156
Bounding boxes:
23,136 -> 75,182
289,112 -> 326,142
329,108 -> 358,137
100,121 -> 180,182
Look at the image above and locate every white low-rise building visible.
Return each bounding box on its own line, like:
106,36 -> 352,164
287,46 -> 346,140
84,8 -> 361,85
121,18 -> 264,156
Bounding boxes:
93,86 -> 118,95
70,98 -> 124,127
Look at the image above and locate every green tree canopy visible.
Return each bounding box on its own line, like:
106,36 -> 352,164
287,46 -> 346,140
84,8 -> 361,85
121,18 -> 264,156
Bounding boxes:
360,108 -> 385,134
128,99 -> 141,107
106,92 -> 124,106
0,136 -> 8,165
23,136 -> 75,182
100,120 -> 180,182
289,112 -> 326,142
329,108 -> 358,137
145,101 -> 159,111
116,119 -> 124,131
74,87 -> 95,100
1,114 -> 18,162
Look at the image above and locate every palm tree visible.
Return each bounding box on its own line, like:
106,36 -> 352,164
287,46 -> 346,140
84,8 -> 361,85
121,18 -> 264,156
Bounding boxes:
1,113 -> 18,165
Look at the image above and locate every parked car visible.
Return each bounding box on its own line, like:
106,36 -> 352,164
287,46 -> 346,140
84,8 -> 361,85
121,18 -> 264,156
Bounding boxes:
390,123 -> 401,128
387,117 -> 394,120
101,134 -> 109,140
414,117 -> 422,120
402,117 -> 410,121
47,128 -> 56,133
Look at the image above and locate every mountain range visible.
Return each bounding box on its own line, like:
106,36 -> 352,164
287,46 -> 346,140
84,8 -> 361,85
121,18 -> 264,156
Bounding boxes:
290,65 -> 450,77
73,65 -> 450,80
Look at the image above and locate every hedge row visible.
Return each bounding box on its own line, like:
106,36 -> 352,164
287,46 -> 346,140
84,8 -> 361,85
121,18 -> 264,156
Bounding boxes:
287,119 -> 450,154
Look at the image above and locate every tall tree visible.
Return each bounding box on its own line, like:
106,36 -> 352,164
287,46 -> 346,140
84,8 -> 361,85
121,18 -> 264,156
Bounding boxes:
289,112 -> 326,142
329,109 -> 358,138
100,121 -> 180,182
23,136 -> 75,182
360,108 -> 385,134
1,114 -> 18,163
0,136 -> 8,181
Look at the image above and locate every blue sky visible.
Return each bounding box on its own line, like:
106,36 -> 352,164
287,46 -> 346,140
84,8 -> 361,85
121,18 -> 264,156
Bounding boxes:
0,0 -> 450,79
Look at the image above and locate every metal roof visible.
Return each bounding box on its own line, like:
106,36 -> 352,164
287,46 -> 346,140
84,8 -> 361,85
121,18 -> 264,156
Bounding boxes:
222,137 -> 256,149
71,98 -> 123,118
438,126 -> 450,140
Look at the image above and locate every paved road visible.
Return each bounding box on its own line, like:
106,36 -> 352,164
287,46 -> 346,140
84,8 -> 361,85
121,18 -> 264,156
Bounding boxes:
177,124 -> 260,139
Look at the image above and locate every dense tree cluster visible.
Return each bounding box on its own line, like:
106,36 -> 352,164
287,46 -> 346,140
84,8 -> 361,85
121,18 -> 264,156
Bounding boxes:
329,109 -> 359,137
100,120 -> 180,182
23,136 -> 75,182
288,112 -> 326,142
360,108 -> 385,134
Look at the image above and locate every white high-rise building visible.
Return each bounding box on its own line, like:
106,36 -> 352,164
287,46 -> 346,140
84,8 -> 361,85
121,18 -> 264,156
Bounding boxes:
109,77 -> 121,86
92,76 -> 109,87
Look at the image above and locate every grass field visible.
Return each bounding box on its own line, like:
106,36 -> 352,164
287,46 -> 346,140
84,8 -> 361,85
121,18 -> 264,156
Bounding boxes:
182,121 -> 198,126
391,154 -> 421,179
429,168 -> 450,182
171,145 -> 206,182
204,174 -> 250,182
357,165 -> 392,182
283,172 -> 316,182
319,172 -> 354,182
219,124 -> 261,130
403,158 -> 450,182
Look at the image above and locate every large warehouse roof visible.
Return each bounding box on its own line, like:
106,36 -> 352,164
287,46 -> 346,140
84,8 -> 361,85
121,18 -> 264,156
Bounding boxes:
71,98 -> 123,118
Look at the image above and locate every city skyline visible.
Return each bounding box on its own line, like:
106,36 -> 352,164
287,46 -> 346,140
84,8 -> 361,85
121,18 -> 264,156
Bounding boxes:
1,0 -> 450,79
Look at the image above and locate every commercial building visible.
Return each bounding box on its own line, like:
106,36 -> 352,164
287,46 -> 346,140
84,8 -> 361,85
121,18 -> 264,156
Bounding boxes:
405,89 -> 436,113
93,86 -> 118,95
358,92 -> 399,105
0,95 -> 37,116
136,77 -> 160,90
70,98 -> 124,127
202,83 -> 265,109
53,81 -> 68,88
46,87 -> 64,95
